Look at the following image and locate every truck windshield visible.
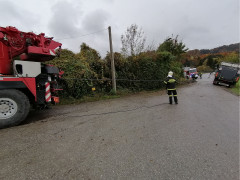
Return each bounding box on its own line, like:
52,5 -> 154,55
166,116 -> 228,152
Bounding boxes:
189,69 -> 196,73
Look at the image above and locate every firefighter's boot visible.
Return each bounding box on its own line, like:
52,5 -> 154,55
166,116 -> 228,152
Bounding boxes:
169,97 -> 173,104
174,96 -> 178,104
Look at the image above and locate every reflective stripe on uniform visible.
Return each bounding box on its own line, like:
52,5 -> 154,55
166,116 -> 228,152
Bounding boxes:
168,79 -> 176,83
169,95 -> 173,97
164,81 -> 167,84
174,95 -> 177,96
167,88 -> 176,90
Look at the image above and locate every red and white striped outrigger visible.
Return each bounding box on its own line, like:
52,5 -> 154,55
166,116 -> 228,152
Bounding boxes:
45,82 -> 51,102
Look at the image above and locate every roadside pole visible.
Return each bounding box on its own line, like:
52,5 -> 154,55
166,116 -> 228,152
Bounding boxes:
108,26 -> 116,93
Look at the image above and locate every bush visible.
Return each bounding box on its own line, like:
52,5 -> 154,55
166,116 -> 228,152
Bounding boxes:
50,43 -> 185,100
104,51 -> 183,91
232,81 -> 240,96
218,52 -> 239,64
197,65 -> 213,72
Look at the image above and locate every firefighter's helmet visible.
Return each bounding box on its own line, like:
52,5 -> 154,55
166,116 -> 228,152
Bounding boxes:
168,71 -> 173,77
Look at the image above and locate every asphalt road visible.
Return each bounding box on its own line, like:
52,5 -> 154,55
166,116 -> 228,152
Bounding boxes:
0,73 -> 239,180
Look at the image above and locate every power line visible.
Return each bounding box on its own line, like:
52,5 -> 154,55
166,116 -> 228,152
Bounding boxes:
55,28 -> 108,41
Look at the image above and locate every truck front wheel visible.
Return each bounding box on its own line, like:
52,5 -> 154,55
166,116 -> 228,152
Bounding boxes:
0,89 -> 30,128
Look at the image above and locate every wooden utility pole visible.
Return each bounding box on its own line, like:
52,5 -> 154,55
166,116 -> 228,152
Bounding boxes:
108,26 -> 116,93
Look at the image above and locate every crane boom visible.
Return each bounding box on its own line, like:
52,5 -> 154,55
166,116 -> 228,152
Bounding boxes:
0,26 -> 61,74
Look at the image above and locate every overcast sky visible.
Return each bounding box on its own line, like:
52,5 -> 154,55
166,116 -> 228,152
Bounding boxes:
0,0 -> 239,57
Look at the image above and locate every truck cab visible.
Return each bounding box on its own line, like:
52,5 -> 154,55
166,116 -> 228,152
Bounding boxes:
183,67 -> 198,80
0,26 -> 62,128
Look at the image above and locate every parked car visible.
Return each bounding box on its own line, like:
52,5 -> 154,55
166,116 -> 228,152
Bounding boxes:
213,62 -> 240,87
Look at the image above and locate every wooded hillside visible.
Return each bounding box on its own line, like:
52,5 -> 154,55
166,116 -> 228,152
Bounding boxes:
199,43 -> 239,54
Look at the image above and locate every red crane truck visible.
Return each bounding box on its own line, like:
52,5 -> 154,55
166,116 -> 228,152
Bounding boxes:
0,26 -> 62,128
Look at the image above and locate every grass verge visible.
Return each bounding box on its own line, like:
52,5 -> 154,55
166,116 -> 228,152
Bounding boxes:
231,81 -> 240,96
59,93 -> 120,105
58,78 -> 190,105
58,88 -> 165,105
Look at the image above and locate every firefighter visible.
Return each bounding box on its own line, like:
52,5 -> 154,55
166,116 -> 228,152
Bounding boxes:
164,71 -> 178,104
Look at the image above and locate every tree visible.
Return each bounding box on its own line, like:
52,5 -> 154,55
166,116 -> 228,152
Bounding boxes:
218,52 -> 239,64
121,24 -> 146,57
77,43 -> 101,62
76,43 -> 104,78
207,56 -> 214,68
157,35 -> 188,58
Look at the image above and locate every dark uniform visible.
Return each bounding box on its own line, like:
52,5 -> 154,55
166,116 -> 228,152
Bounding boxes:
164,76 -> 178,104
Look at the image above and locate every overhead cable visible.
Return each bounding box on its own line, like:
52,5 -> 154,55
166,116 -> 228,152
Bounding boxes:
55,28 -> 108,40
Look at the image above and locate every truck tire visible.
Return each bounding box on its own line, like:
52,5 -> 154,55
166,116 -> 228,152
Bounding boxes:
0,89 -> 30,128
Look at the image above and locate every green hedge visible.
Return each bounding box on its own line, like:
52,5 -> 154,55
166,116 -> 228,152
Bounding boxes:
50,46 -> 184,99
